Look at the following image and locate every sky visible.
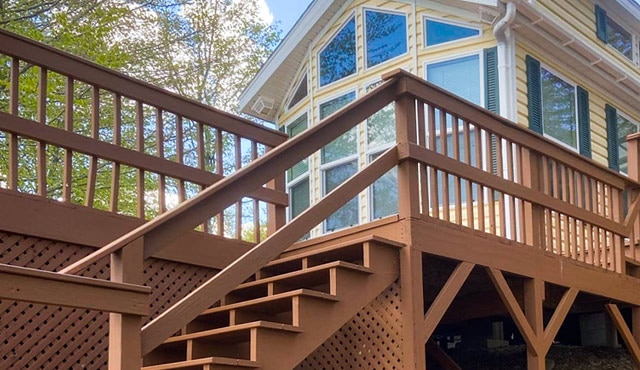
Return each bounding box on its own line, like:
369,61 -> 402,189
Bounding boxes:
263,0 -> 314,35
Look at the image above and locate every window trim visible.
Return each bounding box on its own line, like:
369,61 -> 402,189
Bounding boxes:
616,110 -> 640,175
596,4 -> 639,65
317,13 -> 358,90
285,69 -> 309,111
362,6 -> 409,70
284,112 -> 311,222
423,15 -> 482,49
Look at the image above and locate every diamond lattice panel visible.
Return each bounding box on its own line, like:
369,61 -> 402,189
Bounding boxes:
0,232 -> 216,369
296,282 -> 403,369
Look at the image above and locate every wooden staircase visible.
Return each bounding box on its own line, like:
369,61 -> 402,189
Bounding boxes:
142,237 -> 401,370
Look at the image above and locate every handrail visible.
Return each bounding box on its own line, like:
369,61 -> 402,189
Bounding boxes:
386,69 -> 640,191
59,77 -> 400,274
0,29 -> 287,147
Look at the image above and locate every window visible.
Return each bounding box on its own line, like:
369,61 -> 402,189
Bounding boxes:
606,104 -> 639,174
424,18 -> 480,47
596,5 -> 635,62
287,72 -> 308,110
364,9 -> 407,68
320,91 -> 358,231
318,16 -> 356,87
286,114 -> 309,221
526,55 -> 591,157
366,80 -> 397,219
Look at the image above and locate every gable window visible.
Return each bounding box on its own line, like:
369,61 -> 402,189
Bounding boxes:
596,5 -> 635,62
318,16 -> 356,87
526,55 -> 591,157
287,72 -> 308,110
319,91 -> 358,231
365,80 -> 397,219
286,113 -> 310,221
424,18 -> 480,47
606,105 -> 639,174
364,9 -> 408,68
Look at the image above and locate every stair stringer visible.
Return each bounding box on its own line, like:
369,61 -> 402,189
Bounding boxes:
252,242 -> 400,370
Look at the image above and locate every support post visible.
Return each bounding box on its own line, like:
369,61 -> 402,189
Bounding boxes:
605,303 -> 640,367
634,307 -> 640,370
524,278 -> 545,370
521,149 -> 544,249
400,247 -> 426,369
395,94 -> 420,220
109,237 -> 144,370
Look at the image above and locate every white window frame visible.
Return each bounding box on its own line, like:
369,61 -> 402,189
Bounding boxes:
317,12 -> 358,90
423,16 -> 482,49
285,112 -> 311,222
362,6 -> 409,70
602,10 -> 639,65
617,110 -> 640,175
285,69 -> 309,112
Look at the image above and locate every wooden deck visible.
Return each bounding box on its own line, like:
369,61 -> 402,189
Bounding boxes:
1,29 -> 640,369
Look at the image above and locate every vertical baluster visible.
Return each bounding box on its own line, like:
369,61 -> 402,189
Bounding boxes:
452,117 -> 461,225
37,67 -> 47,196
62,76 -> 73,201
611,187 -> 624,273
85,86 -> 99,206
157,109 -> 166,214
585,223 -> 594,265
578,220 -> 585,263
463,121 -> 473,229
428,106 -> 439,219
8,57 -> 19,190
418,102 -> 428,215
136,102 -> 145,219
235,135 -> 242,239
486,132 -> 496,235
568,168 -> 575,206
516,145 -> 525,242
554,212 -> 561,254
571,217 -> 578,260
475,128 -> 484,232
197,122 -> 208,232
562,213 -> 570,258
496,135 -> 505,237
216,129 -> 224,235
576,172 -> 584,210
176,116 -> 186,203
252,141 -> 260,243
506,140 -> 516,239
110,94 -> 122,213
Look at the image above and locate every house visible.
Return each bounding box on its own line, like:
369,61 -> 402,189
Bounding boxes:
2,0 -> 640,369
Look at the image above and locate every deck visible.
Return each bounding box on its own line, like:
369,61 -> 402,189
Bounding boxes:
1,29 -> 640,369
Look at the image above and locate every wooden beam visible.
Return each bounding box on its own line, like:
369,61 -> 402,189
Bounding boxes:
0,188 -> 251,269
486,268 -> 540,357
401,247 -> 425,369
0,112 -> 286,206
0,263 -> 149,315
139,147 -> 399,355
411,218 -> 640,306
633,307 -> 640,370
524,278 -> 545,369
427,339 -> 461,370
423,262 -> 475,341
0,29 -> 286,147
542,288 -> 579,353
605,304 -> 640,366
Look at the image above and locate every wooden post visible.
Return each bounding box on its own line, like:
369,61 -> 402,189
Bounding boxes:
266,145 -> 287,236
524,278 -> 545,370
109,237 -> 144,370
395,95 -> 420,220
522,148 -> 544,249
634,307 -> 640,370
627,133 -> 640,263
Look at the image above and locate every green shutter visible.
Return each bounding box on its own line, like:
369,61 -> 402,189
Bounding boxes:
576,86 -> 591,158
606,104 -> 619,170
484,47 -> 499,114
595,5 -> 607,42
525,55 -> 542,134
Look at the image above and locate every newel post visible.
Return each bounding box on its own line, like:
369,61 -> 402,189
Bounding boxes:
522,148 -> 544,249
267,144 -> 286,235
109,237 -> 144,370
626,133 -> 640,370
395,93 -> 426,369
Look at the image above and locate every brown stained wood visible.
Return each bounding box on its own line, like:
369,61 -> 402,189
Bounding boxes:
63,76 -> 73,202
85,86 -> 99,206
8,57 -> 18,191
235,134 -> 243,239
111,95 -> 122,212
426,339 -> 462,370
37,67 -> 48,196
633,307 -> 640,370
0,29 -> 287,147
136,102 -> 145,219
524,278 -> 545,369
486,267 -> 540,356
401,247 -> 426,369
139,147 -> 399,355
423,261 -> 475,341
157,109 -> 166,214
0,263 -> 149,315
0,112 -> 286,206
606,304 -> 640,366
395,95 -> 420,220
175,116 -> 187,203
542,287 -> 578,353
399,143 -> 627,236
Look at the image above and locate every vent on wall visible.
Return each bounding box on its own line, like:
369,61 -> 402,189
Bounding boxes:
251,96 -> 275,115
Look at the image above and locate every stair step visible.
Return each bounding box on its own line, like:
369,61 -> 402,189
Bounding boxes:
225,261 -> 371,304
142,357 -> 260,370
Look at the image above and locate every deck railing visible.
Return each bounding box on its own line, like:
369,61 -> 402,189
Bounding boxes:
0,29 -> 287,242
2,30 -> 640,367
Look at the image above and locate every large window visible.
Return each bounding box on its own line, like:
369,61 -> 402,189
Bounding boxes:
606,104 -> 639,174
596,5 -> 636,62
540,67 -> 578,149
318,16 -> 356,87
320,91 -> 358,231
364,9 -> 407,68
366,81 -> 397,219
287,72 -> 308,110
286,113 -> 309,221
424,18 -> 480,47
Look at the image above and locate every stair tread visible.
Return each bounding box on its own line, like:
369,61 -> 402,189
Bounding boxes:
281,234 -> 404,261
208,289 -> 339,314
142,357 -> 260,370
238,260 -> 371,289
626,257 -> 640,267
165,321 -> 303,343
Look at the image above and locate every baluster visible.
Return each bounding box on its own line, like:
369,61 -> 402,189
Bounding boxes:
8,57 -> 18,190
235,134 -> 242,239
157,109 -> 166,214
176,116 -> 186,203
475,127 -> 484,231
418,102 -> 428,215
136,102 -> 145,219
216,129 -> 225,235
197,122 -> 208,232
252,141 -> 260,243
463,121 -> 473,229
85,86 -> 99,206
110,94 -> 122,213
62,76 -> 74,201
428,105 -> 439,219
37,67 -> 48,196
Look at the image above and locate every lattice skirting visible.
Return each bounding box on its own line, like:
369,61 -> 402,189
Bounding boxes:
0,231 -> 216,369
296,282 -> 404,369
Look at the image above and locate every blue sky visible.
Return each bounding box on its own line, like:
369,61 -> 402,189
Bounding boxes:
265,0 -> 314,35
